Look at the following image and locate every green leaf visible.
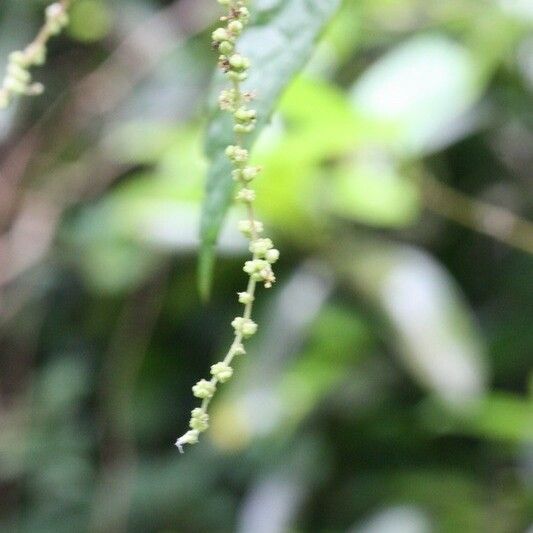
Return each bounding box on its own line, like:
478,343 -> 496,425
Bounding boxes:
252,76 -> 362,239
329,158 -> 421,228
335,239 -> 488,407
467,394 -> 533,441
199,0 -> 341,299
421,394 -> 533,442
350,35 -> 482,156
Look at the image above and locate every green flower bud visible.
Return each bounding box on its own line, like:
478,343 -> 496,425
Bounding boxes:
4,76 -> 28,94
7,63 -> 30,83
192,379 -> 216,399
243,259 -> 269,275
189,408 -> 209,431
234,107 -> 256,122
227,71 -> 248,82
234,123 -> 255,134
212,28 -> 230,42
225,145 -> 248,162
265,248 -> 280,264
229,54 -> 250,71
243,259 -> 276,287
238,291 -> 255,304
228,21 -> 243,35
236,188 -> 256,203
46,3 -> 69,35
249,238 -> 273,256
241,166 -> 261,181
9,51 -> 30,67
231,317 -> 258,338
219,41 -> 234,55
210,362 -> 234,383
258,266 -> 276,288
238,7 -> 250,22
219,88 -> 237,111
237,219 -> 263,236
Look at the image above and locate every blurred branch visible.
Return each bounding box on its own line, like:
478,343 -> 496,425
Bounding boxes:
72,1 -> 187,120
422,174 -> 533,255
0,0 -> 213,297
0,130 -> 42,231
89,268 -> 168,533
0,150 -> 122,290
0,0 -> 188,218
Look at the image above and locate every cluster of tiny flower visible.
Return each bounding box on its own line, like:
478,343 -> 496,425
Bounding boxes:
0,2 -> 70,110
175,0 -> 280,453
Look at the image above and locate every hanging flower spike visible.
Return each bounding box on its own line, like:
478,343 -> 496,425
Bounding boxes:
0,1 -> 72,110
175,0 -> 280,452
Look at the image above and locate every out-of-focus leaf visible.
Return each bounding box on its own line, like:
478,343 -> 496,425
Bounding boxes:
274,75 -> 363,153
353,505 -> 433,533
253,76 -> 363,238
200,0 -> 341,298
351,35 -> 482,156
278,306 -> 369,427
103,122 -> 186,165
210,262 -> 335,451
36,357 -> 91,415
321,0 -> 362,64
497,0 -> 533,21
236,437 -> 327,533
335,239 -> 488,407
469,394 -> 533,441
251,76 -> 421,233
421,393 -> 533,441
68,0 -> 113,43
329,155 -> 420,227
385,470 -> 485,532
65,126 -> 248,292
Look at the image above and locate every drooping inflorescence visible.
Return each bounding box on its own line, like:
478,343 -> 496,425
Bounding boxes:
0,1 -> 71,110
175,0 -> 279,452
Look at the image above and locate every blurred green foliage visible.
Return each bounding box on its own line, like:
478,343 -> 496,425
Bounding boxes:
0,0 -> 532,532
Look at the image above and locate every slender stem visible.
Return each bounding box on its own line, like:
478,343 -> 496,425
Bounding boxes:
422,174 -> 533,255
199,49 -> 262,410
176,0 -> 279,451
201,78 -> 260,413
